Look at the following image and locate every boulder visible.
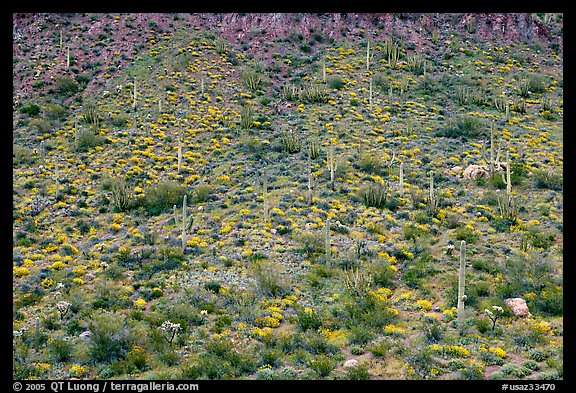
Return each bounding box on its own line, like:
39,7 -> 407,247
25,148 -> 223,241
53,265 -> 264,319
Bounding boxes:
504,298 -> 532,317
463,165 -> 490,180
79,331 -> 93,340
443,166 -> 463,178
343,359 -> 358,368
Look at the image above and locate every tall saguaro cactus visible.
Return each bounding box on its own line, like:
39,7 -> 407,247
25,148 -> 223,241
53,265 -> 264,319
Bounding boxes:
369,77 -> 373,111
54,159 -> 60,201
325,218 -> 332,267
366,40 -> 371,71
263,171 -> 269,224
399,162 -> 405,198
174,195 -> 194,253
427,170 -> 438,216
132,78 -> 137,110
457,240 -> 467,335
177,128 -> 183,174
328,139 -> 337,191
307,149 -> 313,206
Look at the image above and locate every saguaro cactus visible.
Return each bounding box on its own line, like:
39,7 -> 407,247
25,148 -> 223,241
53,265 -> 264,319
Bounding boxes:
177,128 -> 183,174
457,240 -> 467,335
132,78 -> 137,110
175,195 -> 194,253
34,316 -> 41,350
325,218 -> 331,267
427,170 -> 438,216
369,77 -> 373,110
366,40 -> 371,71
328,139 -> 337,191
54,159 -> 60,201
399,162 -> 405,198
263,171 -> 269,224
307,149 -> 313,206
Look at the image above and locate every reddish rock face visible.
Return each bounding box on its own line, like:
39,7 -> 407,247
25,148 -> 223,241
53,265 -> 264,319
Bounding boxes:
12,13 -> 561,98
504,298 -> 532,317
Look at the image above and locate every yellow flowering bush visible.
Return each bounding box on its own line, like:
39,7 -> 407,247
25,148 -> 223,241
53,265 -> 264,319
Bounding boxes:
41,277 -> 54,288
134,298 -> 147,309
415,299 -> 433,311
13,266 -> 31,277
69,364 -> 87,377
384,323 -> 405,336
429,344 -> 470,358
51,261 -> 66,270
532,320 -> 552,335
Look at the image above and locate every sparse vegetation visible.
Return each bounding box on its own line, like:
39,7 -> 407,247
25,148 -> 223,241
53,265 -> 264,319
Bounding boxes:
12,12 -> 563,382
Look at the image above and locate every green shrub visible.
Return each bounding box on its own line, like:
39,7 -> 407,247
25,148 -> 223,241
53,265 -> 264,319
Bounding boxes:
327,76 -> 345,90
475,317 -> 491,334
308,355 -> 336,377
500,363 -> 531,378
87,311 -> 133,364
355,154 -> 384,175
192,184 -> 213,203
294,231 -> 324,259
295,306 -> 322,331
47,336 -> 73,362
143,181 -> 188,215
76,129 -> 105,152
528,348 -> 549,362
44,103 -> 67,121
455,225 -> 479,243
345,363 -> 371,380
112,113 -> 130,127
435,115 -> 485,139
240,69 -> 262,91
249,259 -> 289,297
204,280 -> 222,293
29,118 -> 52,133
54,75 -> 79,96
530,283 -> 563,316
532,170 -> 562,191
19,102 -> 41,116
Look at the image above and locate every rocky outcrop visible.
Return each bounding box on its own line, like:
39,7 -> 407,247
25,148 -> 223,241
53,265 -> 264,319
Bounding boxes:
504,298 -> 532,317
463,165 -> 490,180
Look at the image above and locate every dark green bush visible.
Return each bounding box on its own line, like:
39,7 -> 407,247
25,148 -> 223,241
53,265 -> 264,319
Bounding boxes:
295,305 -> 322,331
143,181 -> 188,215
435,115 -> 485,139
54,75 -> 79,96
532,170 -> 562,191
76,129 -> 105,152
308,355 -> 336,377
19,102 -> 41,116
87,312 -> 133,364
345,363 -> 371,380
327,76 -> 345,90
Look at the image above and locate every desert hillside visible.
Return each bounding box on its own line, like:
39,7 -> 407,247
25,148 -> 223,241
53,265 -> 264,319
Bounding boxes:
13,12 -> 563,381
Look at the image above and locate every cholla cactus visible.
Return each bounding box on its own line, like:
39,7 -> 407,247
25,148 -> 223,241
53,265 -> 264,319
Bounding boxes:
484,305 -> 504,331
56,301 -> 71,320
159,321 -> 182,345
13,326 -> 28,338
